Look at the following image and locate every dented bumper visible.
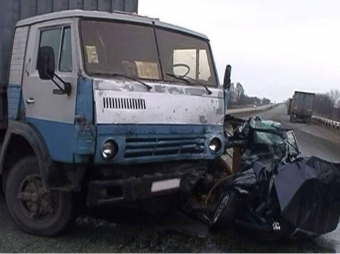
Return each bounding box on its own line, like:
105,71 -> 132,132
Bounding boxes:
86,169 -> 204,206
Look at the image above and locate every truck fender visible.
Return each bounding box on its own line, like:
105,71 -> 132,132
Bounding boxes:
0,121 -> 56,190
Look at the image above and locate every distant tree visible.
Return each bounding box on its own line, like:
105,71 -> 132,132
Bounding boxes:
328,89 -> 340,109
262,98 -> 271,105
228,83 -> 237,103
235,82 -> 244,105
333,107 -> 340,121
240,95 -> 251,104
314,93 -> 332,118
225,82 -> 272,108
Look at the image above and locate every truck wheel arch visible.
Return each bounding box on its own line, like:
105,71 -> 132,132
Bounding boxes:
0,121 -> 53,192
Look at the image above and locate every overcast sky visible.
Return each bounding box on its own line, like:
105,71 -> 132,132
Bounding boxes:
139,0 -> 340,102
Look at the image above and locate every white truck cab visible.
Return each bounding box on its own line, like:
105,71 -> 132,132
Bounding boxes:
1,10 -> 231,236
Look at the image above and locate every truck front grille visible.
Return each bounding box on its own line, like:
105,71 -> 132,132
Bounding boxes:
124,136 -> 206,158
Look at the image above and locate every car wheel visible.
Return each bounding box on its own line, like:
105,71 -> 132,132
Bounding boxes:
5,156 -> 74,236
209,191 -> 238,232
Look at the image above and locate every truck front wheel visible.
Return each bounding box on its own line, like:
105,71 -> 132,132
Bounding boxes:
5,156 -> 74,236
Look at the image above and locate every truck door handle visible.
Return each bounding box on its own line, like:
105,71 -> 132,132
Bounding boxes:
26,98 -> 35,104
25,59 -> 31,76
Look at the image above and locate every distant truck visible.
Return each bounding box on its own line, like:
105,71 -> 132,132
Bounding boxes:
290,91 -> 315,123
0,0 -> 231,236
287,98 -> 292,115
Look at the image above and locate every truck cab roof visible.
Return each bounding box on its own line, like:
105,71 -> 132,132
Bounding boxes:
16,9 -> 208,40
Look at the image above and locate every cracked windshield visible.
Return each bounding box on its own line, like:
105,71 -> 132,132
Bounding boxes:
80,19 -> 217,86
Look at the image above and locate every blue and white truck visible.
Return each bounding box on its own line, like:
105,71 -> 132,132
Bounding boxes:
0,0 -> 230,236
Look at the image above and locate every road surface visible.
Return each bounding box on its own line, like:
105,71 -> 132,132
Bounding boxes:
0,104 -> 339,253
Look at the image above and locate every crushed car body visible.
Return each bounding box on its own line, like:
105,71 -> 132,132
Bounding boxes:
186,116 -> 340,241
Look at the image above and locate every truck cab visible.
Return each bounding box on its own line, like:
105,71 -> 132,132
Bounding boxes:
0,10 -> 229,236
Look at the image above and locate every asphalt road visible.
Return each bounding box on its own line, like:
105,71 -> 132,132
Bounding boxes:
0,104 -> 340,253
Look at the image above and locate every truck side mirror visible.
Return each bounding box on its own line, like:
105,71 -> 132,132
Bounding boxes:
223,64 -> 232,90
36,46 -> 71,96
37,46 -> 55,80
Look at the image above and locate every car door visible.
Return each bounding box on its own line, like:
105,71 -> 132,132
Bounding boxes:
21,19 -> 78,162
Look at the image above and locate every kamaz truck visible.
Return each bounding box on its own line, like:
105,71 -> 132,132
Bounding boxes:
290,91 -> 315,123
0,0 -> 230,236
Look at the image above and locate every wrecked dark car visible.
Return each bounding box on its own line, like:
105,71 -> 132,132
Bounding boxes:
185,116 -> 340,241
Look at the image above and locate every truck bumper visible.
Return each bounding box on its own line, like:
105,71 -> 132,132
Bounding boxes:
86,169 -> 204,206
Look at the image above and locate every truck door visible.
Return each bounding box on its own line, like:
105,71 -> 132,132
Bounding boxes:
21,19 -> 78,162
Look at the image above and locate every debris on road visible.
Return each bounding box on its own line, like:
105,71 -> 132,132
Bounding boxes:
186,116 -> 340,241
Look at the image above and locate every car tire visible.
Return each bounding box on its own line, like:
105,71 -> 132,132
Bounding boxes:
209,190 -> 238,232
5,156 -> 74,236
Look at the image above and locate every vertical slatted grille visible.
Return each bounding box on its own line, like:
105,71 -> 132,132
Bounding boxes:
103,97 -> 146,110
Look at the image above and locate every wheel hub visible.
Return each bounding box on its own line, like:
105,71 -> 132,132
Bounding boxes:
31,193 -> 39,202
213,194 -> 230,223
17,174 -> 58,221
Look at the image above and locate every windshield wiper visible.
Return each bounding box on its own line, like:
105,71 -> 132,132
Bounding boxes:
184,76 -> 212,95
90,72 -> 152,91
110,73 -> 152,90
165,72 -> 191,84
165,73 -> 212,95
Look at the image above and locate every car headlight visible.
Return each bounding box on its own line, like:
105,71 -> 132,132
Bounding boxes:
102,140 -> 118,159
209,138 -> 222,153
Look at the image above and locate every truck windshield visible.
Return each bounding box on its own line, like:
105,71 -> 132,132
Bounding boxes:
80,20 -> 217,86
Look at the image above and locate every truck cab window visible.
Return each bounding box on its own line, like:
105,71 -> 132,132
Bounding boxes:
80,20 -> 218,86
198,50 -> 211,81
156,28 -> 217,86
173,49 -> 196,79
59,27 -> 72,72
80,20 -> 159,79
38,26 -> 72,72
39,28 -> 62,68
173,49 -> 211,81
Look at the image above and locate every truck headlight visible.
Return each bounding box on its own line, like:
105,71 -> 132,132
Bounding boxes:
209,138 -> 222,153
102,140 -> 118,159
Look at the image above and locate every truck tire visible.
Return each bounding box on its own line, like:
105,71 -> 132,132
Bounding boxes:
209,190 -> 238,232
5,156 -> 74,236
